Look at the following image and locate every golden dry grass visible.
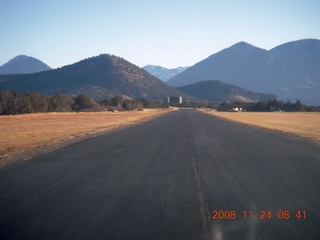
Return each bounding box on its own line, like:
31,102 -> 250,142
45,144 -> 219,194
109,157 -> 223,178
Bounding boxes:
203,110 -> 320,143
0,109 -> 171,162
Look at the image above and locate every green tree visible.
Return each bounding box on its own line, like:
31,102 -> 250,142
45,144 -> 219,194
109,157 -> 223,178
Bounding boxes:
295,99 -> 304,111
73,94 -> 94,110
110,96 -> 122,107
29,93 -> 50,112
49,94 -> 73,112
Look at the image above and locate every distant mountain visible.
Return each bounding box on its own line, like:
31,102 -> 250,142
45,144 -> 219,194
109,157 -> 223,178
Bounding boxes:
167,39 -> 320,105
0,54 -> 194,101
143,65 -> 189,82
270,39 -> 320,76
0,55 -> 51,74
176,80 -> 277,103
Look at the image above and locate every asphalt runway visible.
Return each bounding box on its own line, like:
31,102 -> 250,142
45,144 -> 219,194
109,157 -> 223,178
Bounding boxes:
0,110 -> 319,240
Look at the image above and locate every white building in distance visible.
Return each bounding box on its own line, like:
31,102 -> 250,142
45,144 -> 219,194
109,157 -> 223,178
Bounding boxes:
164,96 -> 182,104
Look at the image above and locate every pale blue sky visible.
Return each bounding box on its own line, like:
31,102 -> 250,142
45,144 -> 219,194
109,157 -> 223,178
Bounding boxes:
1,0 -> 319,69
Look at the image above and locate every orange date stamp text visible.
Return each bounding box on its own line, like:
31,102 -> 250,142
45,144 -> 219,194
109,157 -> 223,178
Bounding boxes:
212,210 -> 306,220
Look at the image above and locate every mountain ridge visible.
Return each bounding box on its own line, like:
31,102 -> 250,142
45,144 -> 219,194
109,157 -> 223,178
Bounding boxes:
0,55 -> 51,74
143,65 -> 189,82
176,80 -> 277,103
0,54 -> 195,101
270,38 -> 320,76
167,39 -> 320,105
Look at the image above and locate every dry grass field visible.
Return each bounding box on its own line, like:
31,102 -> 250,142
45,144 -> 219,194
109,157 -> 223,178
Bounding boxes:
203,110 -> 320,143
0,109 -> 171,165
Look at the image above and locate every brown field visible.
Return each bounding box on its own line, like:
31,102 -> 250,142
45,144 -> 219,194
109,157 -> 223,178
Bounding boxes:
203,110 -> 320,143
0,109 -> 171,165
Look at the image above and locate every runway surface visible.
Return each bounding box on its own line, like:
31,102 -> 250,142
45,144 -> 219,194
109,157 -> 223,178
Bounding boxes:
1,109 -> 319,240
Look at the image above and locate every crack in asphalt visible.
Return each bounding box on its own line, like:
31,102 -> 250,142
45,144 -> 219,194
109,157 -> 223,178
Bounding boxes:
189,127 -> 213,240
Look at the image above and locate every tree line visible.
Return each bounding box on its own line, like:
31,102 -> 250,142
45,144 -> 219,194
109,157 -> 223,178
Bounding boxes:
0,90 -> 167,115
218,99 -> 320,112
1,91 -> 318,115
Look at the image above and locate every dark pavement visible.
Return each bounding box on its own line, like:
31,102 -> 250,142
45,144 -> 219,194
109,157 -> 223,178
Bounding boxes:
0,110 -> 319,240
